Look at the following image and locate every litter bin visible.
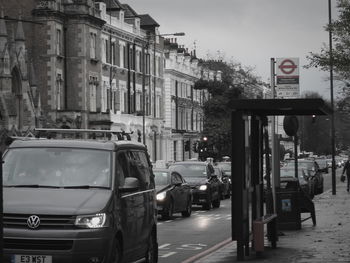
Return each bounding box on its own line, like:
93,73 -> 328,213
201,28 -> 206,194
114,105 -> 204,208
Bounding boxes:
276,179 -> 301,230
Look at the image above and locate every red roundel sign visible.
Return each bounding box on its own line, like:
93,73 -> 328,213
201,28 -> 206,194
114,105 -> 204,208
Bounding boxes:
278,59 -> 297,75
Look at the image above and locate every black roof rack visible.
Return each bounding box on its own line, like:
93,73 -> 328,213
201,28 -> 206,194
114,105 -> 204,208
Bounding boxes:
34,128 -> 133,141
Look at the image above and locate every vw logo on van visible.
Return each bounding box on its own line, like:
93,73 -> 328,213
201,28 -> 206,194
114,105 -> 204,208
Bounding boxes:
27,215 -> 41,229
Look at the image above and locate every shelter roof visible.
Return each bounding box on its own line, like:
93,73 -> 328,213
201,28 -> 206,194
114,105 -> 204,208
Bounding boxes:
230,98 -> 332,116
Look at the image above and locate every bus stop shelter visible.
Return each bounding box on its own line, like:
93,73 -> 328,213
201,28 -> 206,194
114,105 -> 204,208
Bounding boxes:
230,98 -> 332,260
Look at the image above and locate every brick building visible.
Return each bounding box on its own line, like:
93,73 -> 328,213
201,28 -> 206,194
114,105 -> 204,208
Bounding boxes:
0,0 -> 168,160
0,9 -> 37,132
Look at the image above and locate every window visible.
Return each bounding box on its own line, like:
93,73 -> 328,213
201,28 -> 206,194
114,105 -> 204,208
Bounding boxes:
155,56 -> 159,76
132,151 -> 153,189
136,50 -> 140,72
129,46 -> 134,70
102,39 -> 106,63
136,92 -> 141,112
56,28 -> 62,56
120,44 -> 125,68
171,102 -> 176,129
89,76 -> 98,112
101,81 -> 108,112
124,45 -> 128,68
173,141 -> 177,161
156,95 -> 161,118
90,32 -> 97,59
158,56 -> 161,76
117,150 -> 151,190
146,53 -> 150,74
56,73 -> 63,110
113,83 -> 120,112
112,42 -> 116,65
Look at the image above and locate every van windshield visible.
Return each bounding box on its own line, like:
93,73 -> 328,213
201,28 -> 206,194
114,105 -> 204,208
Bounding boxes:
3,148 -> 112,189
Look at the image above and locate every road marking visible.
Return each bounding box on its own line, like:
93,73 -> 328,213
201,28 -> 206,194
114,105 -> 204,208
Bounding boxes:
180,238 -> 232,263
177,244 -> 208,251
159,252 -> 177,258
159,243 -> 171,249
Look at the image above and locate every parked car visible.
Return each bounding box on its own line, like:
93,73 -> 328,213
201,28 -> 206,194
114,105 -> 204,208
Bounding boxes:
315,157 -> 329,173
280,167 -> 315,199
153,169 -> 192,219
2,136 -> 158,263
214,167 -> 230,199
168,161 -> 221,210
284,159 -> 324,195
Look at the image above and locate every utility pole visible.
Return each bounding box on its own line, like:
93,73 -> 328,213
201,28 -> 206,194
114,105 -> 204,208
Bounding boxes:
328,0 -> 336,195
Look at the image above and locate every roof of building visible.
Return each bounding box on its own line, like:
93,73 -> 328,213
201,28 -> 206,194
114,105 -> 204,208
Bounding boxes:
121,4 -> 139,17
139,14 -> 160,27
102,0 -> 124,10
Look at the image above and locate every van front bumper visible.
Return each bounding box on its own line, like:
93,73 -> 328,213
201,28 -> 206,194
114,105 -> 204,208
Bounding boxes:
4,227 -> 114,263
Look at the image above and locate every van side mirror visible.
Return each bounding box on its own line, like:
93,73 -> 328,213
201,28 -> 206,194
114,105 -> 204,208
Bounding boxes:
119,177 -> 140,193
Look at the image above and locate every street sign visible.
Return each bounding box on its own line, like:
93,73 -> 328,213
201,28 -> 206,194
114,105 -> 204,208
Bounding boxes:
276,58 -> 300,98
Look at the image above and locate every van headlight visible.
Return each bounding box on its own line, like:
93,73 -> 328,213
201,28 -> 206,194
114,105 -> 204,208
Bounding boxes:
199,185 -> 207,191
156,191 -> 167,201
75,213 -> 108,228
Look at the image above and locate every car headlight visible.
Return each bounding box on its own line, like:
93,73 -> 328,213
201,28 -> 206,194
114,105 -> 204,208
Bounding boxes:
156,191 -> 167,201
199,185 -> 207,191
75,213 -> 108,228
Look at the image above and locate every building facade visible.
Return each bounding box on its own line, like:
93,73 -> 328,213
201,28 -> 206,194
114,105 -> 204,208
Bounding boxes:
162,39 -> 221,163
0,9 -> 37,134
0,0 -> 170,161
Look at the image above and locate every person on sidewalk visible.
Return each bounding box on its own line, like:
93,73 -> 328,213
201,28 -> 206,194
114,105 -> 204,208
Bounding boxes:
342,156 -> 350,192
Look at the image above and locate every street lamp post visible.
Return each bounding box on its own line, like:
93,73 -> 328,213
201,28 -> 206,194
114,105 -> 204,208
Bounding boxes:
328,0 -> 336,195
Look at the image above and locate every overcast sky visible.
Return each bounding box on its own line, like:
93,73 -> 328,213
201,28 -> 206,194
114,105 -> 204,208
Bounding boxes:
125,0 -> 339,99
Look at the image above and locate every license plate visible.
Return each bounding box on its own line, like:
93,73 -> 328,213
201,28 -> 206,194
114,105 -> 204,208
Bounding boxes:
12,255 -> 52,263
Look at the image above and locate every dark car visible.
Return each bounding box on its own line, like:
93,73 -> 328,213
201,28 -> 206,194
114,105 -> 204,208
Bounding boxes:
153,169 -> 192,219
280,167 -> 315,198
284,159 -> 324,195
168,161 -> 221,210
3,137 -> 158,263
315,157 -> 329,173
214,167 -> 230,199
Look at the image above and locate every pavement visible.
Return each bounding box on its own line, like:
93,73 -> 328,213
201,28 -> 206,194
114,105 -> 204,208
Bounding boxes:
190,178 -> 350,263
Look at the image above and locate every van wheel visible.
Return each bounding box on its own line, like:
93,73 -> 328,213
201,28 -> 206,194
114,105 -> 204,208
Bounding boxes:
162,200 -> 174,220
111,238 -> 122,263
145,230 -> 158,263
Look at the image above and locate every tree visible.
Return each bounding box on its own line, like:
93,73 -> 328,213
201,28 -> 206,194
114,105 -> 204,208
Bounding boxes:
306,0 -> 350,82
299,92 -> 333,155
194,59 -> 263,160
306,0 -> 350,152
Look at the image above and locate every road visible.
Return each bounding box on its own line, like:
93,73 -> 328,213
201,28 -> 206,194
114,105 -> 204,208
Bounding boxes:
157,199 -> 232,263
155,167 -> 342,263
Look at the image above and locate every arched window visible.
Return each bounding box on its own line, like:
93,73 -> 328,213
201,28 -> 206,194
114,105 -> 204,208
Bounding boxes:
11,66 -> 23,130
